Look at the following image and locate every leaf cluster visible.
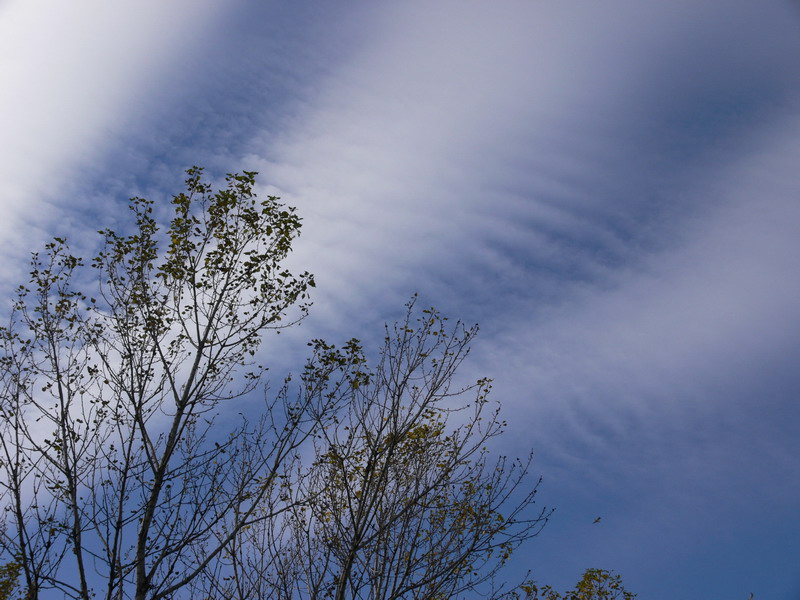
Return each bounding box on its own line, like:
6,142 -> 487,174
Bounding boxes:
514,569 -> 637,600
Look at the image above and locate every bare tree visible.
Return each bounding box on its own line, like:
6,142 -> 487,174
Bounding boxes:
223,301 -> 550,600
0,169 -> 351,600
1,168 -> 548,600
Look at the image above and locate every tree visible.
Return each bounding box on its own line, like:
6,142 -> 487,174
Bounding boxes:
515,569 -> 637,600
0,168 -> 546,600
215,306 -> 549,600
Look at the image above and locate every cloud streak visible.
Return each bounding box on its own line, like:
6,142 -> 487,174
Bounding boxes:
1,0 -> 799,598
0,0 -> 231,285
235,2 -> 800,596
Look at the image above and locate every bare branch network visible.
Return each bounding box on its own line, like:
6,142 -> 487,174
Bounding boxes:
0,169 -> 548,600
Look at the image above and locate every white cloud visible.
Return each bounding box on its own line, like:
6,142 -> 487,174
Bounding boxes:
242,0 -> 800,339
482,110 -> 800,510
0,0 -> 231,280
232,6 -> 800,594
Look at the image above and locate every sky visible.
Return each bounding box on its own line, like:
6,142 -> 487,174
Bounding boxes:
1,1 -> 800,598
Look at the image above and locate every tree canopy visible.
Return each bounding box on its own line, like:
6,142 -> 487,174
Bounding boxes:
0,168 -> 550,600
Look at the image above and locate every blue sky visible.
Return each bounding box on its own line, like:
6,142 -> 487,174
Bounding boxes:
2,1 -> 800,598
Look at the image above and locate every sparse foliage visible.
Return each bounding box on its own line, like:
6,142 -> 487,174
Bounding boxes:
0,556 -> 22,600
216,305 -> 549,600
0,168 -> 546,600
514,569 -> 636,600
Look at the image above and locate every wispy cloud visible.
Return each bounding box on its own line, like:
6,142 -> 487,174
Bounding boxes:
0,0 -> 230,284
233,2 -> 800,596
244,0 -> 800,332
1,0 -> 799,597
